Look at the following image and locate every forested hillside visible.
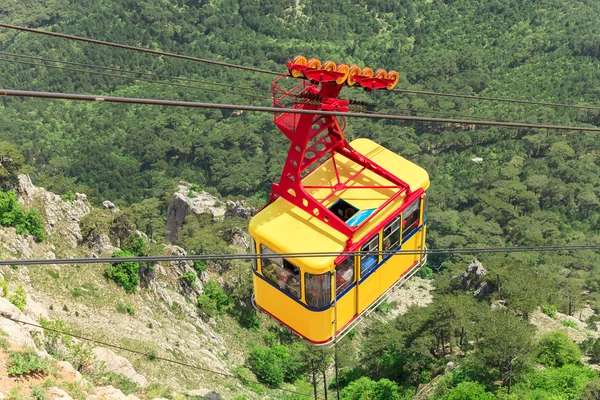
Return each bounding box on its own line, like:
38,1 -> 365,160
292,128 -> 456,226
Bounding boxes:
3,0 -> 600,398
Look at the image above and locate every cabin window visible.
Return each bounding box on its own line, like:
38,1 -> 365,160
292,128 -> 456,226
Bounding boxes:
260,245 -> 301,299
335,257 -> 354,295
402,199 -> 421,238
251,238 -> 257,271
305,272 -> 332,308
383,217 -> 401,251
360,234 -> 379,277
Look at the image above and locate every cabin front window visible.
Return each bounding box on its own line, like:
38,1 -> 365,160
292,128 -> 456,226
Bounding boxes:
335,257 -> 354,295
383,217 -> 401,251
260,245 -> 301,299
305,272 -> 331,308
360,234 -> 379,277
402,199 -> 421,238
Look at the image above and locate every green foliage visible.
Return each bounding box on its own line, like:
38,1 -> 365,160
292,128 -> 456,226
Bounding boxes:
341,377 -> 405,400
537,331 -> 581,367
561,320 -> 578,329
104,250 -> 140,294
192,259 -> 208,275
116,302 -> 135,316
181,271 -> 196,287
441,381 -> 494,400
417,266 -> 433,280
0,141 -> 26,191
60,190 -> 76,202
0,277 -> 8,298
541,304 -> 558,318
46,269 -> 59,279
30,386 -> 46,400
511,364 -> 596,400
90,371 -> 138,395
196,280 -> 230,317
248,344 -> 303,387
38,318 -> 93,373
233,365 -> 264,394
0,190 -> 44,241
9,285 -> 26,312
7,350 -> 48,377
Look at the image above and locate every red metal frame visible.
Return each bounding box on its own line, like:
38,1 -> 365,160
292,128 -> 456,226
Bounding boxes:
270,72 -> 412,246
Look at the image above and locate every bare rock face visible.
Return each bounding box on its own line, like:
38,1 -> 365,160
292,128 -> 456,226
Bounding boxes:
225,200 -> 256,219
17,174 -> 91,248
47,387 -> 73,400
88,386 -> 130,400
91,347 -> 149,387
455,259 -> 491,298
166,185 -> 226,242
0,297 -> 46,353
145,245 -> 203,300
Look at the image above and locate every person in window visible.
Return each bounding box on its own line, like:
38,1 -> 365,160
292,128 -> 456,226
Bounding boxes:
344,207 -> 356,220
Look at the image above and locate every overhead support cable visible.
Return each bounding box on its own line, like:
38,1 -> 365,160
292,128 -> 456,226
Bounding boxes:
0,23 -> 284,76
1,245 -> 599,266
0,58 -> 272,100
393,88 -> 600,112
0,51 -> 273,94
1,89 -> 600,132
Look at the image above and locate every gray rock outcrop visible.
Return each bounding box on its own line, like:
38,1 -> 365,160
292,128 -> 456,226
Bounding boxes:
225,200 -> 256,219
17,174 -> 91,248
91,347 -> 149,387
0,297 -> 46,353
455,259 -> 491,298
166,185 -> 226,241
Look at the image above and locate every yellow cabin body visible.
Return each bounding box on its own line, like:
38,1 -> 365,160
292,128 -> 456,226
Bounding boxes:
249,138 -> 430,344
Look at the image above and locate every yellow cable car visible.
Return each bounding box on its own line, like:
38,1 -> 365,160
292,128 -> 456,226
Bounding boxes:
250,138 -> 429,345
250,57 -> 429,345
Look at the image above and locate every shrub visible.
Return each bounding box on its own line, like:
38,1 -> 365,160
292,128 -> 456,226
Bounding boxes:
31,386 -> 46,400
60,191 -> 76,202
38,318 -> 93,373
192,259 -> 208,274
417,265 -> 433,280
7,350 -> 48,377
0,190 -> 44,240
182,271 -> 196,286
46,269 -> 59,279
541,304 -> 558,318
116,302 -> 135,316
197,281 -> 230,317
104,250 -> 139,294
9,285 -> 26,311
0,277 -> 8,297
561,320 -> 578,329
537,331 -> 582,367
248,345 -> 303,387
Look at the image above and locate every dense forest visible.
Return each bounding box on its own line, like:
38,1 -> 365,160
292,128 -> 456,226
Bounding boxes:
3,0 -> 600,398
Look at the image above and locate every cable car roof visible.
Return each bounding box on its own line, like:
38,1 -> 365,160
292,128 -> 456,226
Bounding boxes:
249,138 -> 430,273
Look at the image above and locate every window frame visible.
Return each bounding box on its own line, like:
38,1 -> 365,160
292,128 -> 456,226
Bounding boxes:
335,257 -> 355,296
305,271 -> 332,308
382,217 -> 401,251
360,233 -> 380,278
259,244 -> 301,299
402,199 -> 421,239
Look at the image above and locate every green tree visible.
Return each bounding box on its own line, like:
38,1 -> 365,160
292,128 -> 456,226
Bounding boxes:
537,331 -> 581,368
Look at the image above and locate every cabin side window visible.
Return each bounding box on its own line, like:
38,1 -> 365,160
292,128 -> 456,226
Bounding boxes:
383,217 -> 401,251
251,238 -> 257,271
360,234 -> 379,277
335,257 -> 354,295
260,245 -> 301,299
402,199 -> 421,238
305,272 -> 332,308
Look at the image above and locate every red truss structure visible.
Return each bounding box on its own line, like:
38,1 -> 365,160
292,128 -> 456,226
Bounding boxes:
270,60 -> 411,244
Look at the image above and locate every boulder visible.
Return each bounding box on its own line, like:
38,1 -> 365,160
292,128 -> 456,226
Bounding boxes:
47,387 -> 73,400
183,389 -> 222,400
166,185 -> 226,241
91,347 -> 148,387
0,297 -> 45,352
88,386 -> 129,400
225,200 -> 256,219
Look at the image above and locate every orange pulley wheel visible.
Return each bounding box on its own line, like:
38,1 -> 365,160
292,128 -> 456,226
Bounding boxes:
386,70 -> 400,90
307,58 -> 322,70
322,61 -> 337,71
335,63 -> 350,84
290,55 -> 307,78
361,67 -> 374,78
347,65 -> 361,86
374,69 -> 388,79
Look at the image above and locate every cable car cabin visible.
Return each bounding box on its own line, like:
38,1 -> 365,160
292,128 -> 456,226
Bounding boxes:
249,138 -> 429,345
